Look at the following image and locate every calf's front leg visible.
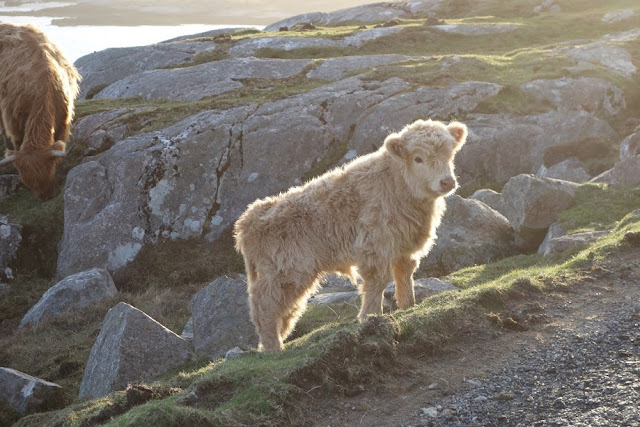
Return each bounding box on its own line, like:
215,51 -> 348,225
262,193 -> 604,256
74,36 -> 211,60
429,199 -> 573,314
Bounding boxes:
357,263 -> 392,323
393,256 -> 418,310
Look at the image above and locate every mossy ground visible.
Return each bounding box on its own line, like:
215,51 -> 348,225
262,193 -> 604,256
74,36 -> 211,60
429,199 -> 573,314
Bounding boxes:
3,1 -> 640,424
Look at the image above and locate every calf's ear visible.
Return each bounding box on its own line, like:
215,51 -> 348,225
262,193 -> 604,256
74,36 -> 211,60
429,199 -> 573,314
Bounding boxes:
447,122 -> 468,151
384,134 -> 407,159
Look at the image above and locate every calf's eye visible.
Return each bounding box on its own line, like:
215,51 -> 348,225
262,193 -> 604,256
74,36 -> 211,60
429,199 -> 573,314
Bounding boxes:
414,156 -> 423,164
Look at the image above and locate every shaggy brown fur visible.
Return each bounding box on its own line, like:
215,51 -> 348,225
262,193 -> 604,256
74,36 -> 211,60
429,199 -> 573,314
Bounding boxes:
234,119 -> 468,352
0,23 -> 80,199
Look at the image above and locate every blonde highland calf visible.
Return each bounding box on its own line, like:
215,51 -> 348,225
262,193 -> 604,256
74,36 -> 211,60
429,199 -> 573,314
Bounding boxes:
234,119 -> 468,352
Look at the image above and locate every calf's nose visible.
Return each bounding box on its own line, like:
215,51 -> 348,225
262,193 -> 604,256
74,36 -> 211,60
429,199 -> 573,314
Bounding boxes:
440,176 -> 455,192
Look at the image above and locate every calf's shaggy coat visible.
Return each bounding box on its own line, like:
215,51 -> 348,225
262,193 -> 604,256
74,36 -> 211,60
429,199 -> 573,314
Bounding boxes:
0,23 -> 80,199
235,119 -> 468,352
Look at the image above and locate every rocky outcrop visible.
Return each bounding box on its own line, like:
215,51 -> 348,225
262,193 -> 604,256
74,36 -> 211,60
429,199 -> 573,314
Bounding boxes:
419,195 -> 517,276
190,276 -> 258,358
263,1 -> 444,32
78,302 -> 192,399
0,368 -> 65,414
76,41 -> 220,99
457,111 -> 616,185
498,175 -> 578,250
228,27 -> 404,57
519,77 -> 625,115
57,78 -> 500,278
306,54 -> 417,81
0,215 -> 21,281
434,24 -> 518,35
20,268 -> 117,328
94,58 -> 313,101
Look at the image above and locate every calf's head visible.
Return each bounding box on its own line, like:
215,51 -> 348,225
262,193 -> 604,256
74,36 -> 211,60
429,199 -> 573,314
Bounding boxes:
385,119 -> 467,199
0,141 -> 66,199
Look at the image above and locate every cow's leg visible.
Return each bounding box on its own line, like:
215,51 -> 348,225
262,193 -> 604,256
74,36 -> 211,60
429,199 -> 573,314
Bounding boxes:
248,276 -> 286,352
393,256 -> 418,310
357,261 -> 392,323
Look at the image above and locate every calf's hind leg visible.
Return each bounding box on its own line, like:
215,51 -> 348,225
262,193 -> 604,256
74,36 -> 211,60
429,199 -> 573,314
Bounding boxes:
249,275 -> 315,352
357,262 -> 392,323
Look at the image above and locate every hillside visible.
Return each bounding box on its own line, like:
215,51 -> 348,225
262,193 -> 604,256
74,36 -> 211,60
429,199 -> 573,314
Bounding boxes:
1,0 -> 640,425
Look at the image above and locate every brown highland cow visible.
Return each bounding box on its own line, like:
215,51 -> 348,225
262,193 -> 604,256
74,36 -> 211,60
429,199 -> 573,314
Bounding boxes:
234,119 -> 468,352
0,23 -> 80,199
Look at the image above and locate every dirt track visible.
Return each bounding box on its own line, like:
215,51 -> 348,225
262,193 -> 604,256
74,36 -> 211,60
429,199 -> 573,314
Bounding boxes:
303,244 -> 640,426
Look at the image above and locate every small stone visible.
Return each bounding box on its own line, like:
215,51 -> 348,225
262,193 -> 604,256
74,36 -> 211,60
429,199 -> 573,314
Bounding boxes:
421,407 -> 438,418
225,347 -> 245,361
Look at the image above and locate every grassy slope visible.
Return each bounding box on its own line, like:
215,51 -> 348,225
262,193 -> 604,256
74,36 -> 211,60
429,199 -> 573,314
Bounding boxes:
3,0 -> 640,424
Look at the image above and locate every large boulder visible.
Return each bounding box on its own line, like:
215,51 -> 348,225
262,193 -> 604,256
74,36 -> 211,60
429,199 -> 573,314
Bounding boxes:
620,131 -> 640,159
263,1 -> 443,32
457,111 -> 616,185
20,268 -> 117,328
499,174 -> 578,250
57,78 -> 501,278
0,215 -> 21,281
519,77 -> 626,116
536,157 -> 592,183
94,58 -> 313,101
76,41 -> 220,99
419,195 -> 517,276
190,276 -> 258,358
539,230 -> 611,256
590,156 -> 640,186
0,368 -> 65,414
78,302 -> 192,399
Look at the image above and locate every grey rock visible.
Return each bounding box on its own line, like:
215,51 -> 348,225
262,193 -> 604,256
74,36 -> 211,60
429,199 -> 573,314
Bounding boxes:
190,276 -> 258,358
76,41 -> 219,99
20,268 -> 117,328
602,9 -> 635,23
0,174 -> 21,199
520,77 -> 626,116
590,156 -> 640,186
537,222 -> 566,255
263,1 -> 443,32
95,58 -> 313,101
308,291 -> 360,306
225,347 -> 245,361
349,81 -> 503,156
419,195 -> 516,276
384,278 -> 459,305
537,157 -> 592,183
306,54 -> 417,81
0,367 -> 65,414
469,189 -> 502,213
554,29 -> 640,77
434,24 -> 518,35
319,273 -> 357,293
541,230 -> 611,256
229,27 -> 403,57
78,302 -> 192,399
181,317 -> 194,342
620,132 -> 640,160
0,215 -> 21,282
499,175 -> 578,250
457,111 -> 616,186
73,108 -> 155,155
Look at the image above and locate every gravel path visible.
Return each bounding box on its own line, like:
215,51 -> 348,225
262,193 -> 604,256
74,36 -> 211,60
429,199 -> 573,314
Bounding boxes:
417,292 -> 640,426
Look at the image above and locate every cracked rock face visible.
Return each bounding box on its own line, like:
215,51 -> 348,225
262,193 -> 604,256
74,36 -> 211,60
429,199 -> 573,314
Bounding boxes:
58,77 -> 503,278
